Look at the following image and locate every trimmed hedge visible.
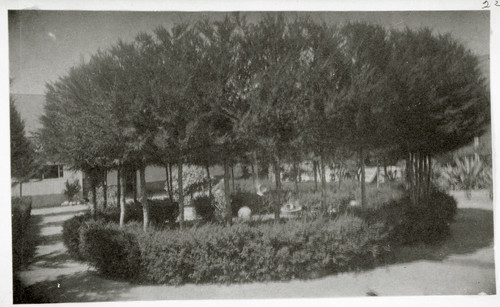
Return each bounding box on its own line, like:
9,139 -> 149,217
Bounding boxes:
78,214 -> 388,285
79,220 -> 141,279
99,198 -> 179,225
12,197 -> 33,272
65,189 -> 458,285
62,213 -> 92,260
63,198 -> 178,259
192,195 -> 216,222
350,190 -> 457,245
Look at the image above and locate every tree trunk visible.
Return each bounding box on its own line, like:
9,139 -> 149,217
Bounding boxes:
133,170 -> 138,203
177,161 -> 184,229
383,157 -> 388,181
376,159 -> 380,189
91,177 -> 97,220
231,165 -> 235,191
102,170 -> 107,209
426,155 -> 432,198
338,168 -> 342,189
117,168 -> 121,208
140,166 -> 149,231
118,167 -> 126,228
169,164 -> 174,196
224,160 -> 232,225
251,161 -> 257,193
206,164 -> 212,199
293,161 -> 299,194
165,165 -> 171,201
360,148 -> 366,208
320,154 -> 327,213
121,172 -> 127,205
273,156 -> 281,220
19,182 -> 23,198
313,160 -> 318,191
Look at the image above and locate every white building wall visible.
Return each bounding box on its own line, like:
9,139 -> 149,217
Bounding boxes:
11,166 -> 83,197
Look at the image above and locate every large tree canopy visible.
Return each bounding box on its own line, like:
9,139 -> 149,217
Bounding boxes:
37,15 -> 490,224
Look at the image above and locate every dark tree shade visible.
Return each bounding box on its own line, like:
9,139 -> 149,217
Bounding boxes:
10,98 -> 36,182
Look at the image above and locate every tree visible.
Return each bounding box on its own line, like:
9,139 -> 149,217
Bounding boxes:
388,28 -> 490,205
244,14 -> 307,219
39,59 -> 122,219
151,23 -> 200,228
335,22 -> 393,207
10,97 -> 37,197
299,20 -> 350,211
192,15 -> 253,225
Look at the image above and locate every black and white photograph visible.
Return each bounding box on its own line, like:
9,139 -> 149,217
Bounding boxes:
3,1 -> 498,306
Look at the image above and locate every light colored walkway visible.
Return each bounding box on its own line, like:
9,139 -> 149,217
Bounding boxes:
18,191 -> 496,302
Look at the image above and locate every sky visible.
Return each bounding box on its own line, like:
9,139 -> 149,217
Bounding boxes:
9,10 -> 490,95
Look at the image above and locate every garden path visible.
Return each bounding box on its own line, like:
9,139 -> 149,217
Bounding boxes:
17,190 -> 496,302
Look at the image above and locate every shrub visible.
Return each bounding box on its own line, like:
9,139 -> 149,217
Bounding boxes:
231,190 -> 270,216
396,191 -> 457,244
98,199 -> 178,226
12,197 -> 33,272
63,179 -> 81,201
192,195 -> 216,222
351,190 -> 458,245
79,220 -> 141,279
136,214 -> 388,285
62,213 -> 92,260
438,156 -> 486,197
148,198 -> 179,225
170,165 -> 213,198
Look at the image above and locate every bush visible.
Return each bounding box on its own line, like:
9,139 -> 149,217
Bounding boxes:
148,198 -> 179,225
79,220 -> 141,279
394,191 -> 457,244
231,190 -> 270,216
350,189 -> 458,245
136,214 -> 388,285
98,199 -> 178,226
12,197 -> 32,272
63,188 -> 457,285
62,213 -> 92,260
192,195 -> 216,222
63,179 -> 81,201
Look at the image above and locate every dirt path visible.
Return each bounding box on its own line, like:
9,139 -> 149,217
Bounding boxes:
17,191 -> 496,302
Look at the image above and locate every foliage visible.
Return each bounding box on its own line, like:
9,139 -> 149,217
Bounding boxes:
169,165 -> 213,198
79,220 -> 141,279
192,195 -> 217,222
148,198 -> 179,225
135,214 -> 388,285
63,179 -> 81,201
12,197 -> 33,272
39,15 -> 489,223
10,99 -> 38,184
64,188 -> 457,285
351,190 -> 457,245
436,156 -> 490,197
231,190 -> 272,216
98,199 -> 179,225
62,213 -> 92,260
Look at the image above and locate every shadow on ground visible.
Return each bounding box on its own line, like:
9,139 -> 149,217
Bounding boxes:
13,215 -> 43,304
383,208 -> 494,265
19,271 -> 133,303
